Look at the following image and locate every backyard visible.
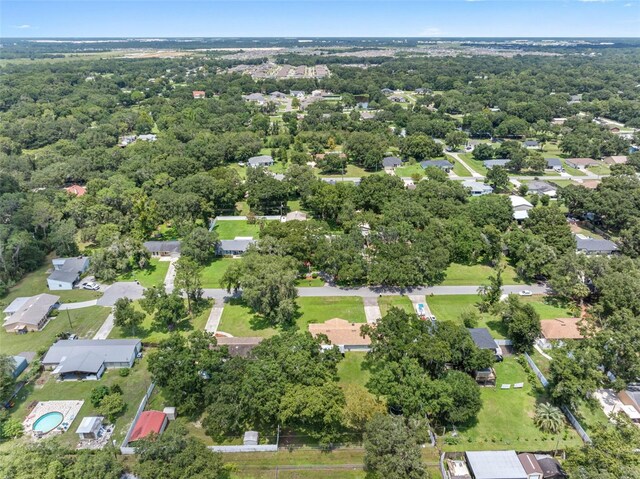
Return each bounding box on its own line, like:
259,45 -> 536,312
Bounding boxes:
201,258 -> 235,288
378,296 -> 414,316
213,220 -> 268,240
337,352 -> 369,388
1,306 -> 111,356
114,258 -> 169,289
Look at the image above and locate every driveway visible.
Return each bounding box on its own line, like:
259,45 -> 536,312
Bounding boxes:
205,301 -> 226,333
97,282 -> 145,307
363,297 -> 381,324
93,312 -> 114,340
59,300 -> 98,310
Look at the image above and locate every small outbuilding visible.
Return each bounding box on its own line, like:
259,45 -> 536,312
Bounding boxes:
129,411 -> 168,443
465,450 -> 528,479
11,356 -> 28,378
76,416 -> 103,440
243,430 -> 259,446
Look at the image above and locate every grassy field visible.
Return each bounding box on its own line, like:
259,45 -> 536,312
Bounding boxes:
0,356 -> 153,451
109,300 -> 211,343
395,162 -> 425,178
452,158 -> 473,177
337,352 -> 369,388
213,220 -> 265,239
445,358 -> 582,452
201,258 -> 235,288
442,263 -> 521,286
378,296 -> 414,316
115,258 -> 170,289
217,297 -> 366,338
1,306 -> 110,356
459,153 -> 488,175
1,261 -> 102,308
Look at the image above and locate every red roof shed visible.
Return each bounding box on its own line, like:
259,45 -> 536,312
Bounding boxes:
129,411 -> 167,442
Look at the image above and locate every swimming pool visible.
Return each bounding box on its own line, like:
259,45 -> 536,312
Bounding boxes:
32,411 -> 64,434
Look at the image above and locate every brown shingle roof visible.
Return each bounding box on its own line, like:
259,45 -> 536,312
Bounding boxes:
540,318 -> 585,340
308,318 -> 370,346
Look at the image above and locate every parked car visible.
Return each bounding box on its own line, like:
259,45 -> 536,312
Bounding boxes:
518,290 -> 533,296
81,282 -> 99,291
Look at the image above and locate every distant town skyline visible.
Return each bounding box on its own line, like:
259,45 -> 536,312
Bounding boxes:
2,0 -> 640,38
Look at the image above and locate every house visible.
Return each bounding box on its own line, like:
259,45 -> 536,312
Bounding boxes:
308,318 -> 371,353
356,101 -> 369,109
215,336 -> 263,358
518,453 -> 544,479
64,184 -> 87,196
510,196 -> 533,221
11,356 -> 28,378
534,455 -> 567,479
269,91 -> 287,99
42,339 -> 141,380
568,94 -> 582,104
290,90 -> 305,99
380,88 -> 394,95
603,155 -> 628,165
129,411 -> 168,443
468,328 -> 501,356
551,118 -> 567,126
192,90 -> 206,99
3,294 -> 60,333
420,160 -> 453,172
217,238 -> 256,256
242,93 -> 267,104
540,318 -> 584,340
48,256 -> 90,290
465,450 -> 528,479
545,158 -> 563,171
575,235 -> 618,255
580,179 -> 600,189
360,111 -> 375,120
566,158 -> 599,169
388,95 -> 407,103
462,180 -> 493,196
137,134 -> 157,142
382,156 -> 403,169
523,140 -> 539,149
415,87 -> 431,95
247,155 -> 274,168
527,180 -> 557,198
282,211 -> 307,222
484,159 -> 511,169
321,177 -> 362,186
76,416 -> 103,440
118,135 -> 137,147
143,240 -> 181,258
618,384 -> 640,421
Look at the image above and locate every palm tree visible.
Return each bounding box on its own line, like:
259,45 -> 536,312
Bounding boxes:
534,403 -> 564,434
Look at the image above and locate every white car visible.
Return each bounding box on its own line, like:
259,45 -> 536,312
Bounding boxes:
81,282 -> 100,291
518,290 -> 533,296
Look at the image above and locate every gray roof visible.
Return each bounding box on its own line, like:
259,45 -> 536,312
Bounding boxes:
468,328 -> 499,350
382,156 -> 403,167
218,239 -> 256,253
523,140 -> 539,147
76,416 -> 103,434
462,180 -> 493,193
527,180 -> 556,193
42,339 -> 141,366
534,455 -> 565,477
420,160 -> 452,169
49,257 -> 89,284
465,451 -> 527,479
143,241 -> 181,254
546,158 -> 562,168
484,159 -> 510,168
576,237 -> 618,253
248,155 -> 274,166
3,297 -> 30,315
243,93 -> 266,102
4,293 -> 60,327
58,351 -> 105,375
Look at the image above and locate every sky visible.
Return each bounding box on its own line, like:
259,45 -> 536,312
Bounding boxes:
1,0 -> 639,38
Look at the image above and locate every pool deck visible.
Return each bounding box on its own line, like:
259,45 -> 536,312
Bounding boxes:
23,400 -> 84,438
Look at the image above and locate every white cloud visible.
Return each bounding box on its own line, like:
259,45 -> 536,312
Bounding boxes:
14,24 -> 32,29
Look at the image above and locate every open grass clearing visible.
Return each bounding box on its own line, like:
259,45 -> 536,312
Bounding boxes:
200,258 -> 235,288
442,263 -> 521,286
213,220 -> 265,240
115,258 -> 169,289
378,296 -> 414,316
337,352 -> 369,389
1,306 -> 110,356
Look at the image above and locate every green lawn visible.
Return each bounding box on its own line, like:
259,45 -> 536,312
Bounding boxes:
213,220 -> 264,240
442,263 -> 521,286
115,258 -> 169,289
295,277 -> 326,287
1,306 -> 110,356
337,352 -> 369,388
1,260 -> 102,308
1,356 -> 153,450
587,165 -> 611,176
459,153 -> 488,175
318,164 -> 379,178
452,158 -> 473,177
108,300 -> 212,343
378,296 -> 414,316
201,258 -> 235,288
445,358 -> 582,452
217,296 -> 366,338
395,162 -> 425,178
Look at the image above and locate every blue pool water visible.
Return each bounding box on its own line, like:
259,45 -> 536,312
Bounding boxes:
33,412 -> 64,433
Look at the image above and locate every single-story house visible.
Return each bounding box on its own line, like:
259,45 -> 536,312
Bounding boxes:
420,160 -> 453,172
308,318 -> 371,353
129,410 -> 168,443
282,211 -> 307,222
76,416 -> 103,440
3,294 -> 60,333
618,384 -> 640,421
415,87 -> 431,95
518,453 -> 544,479
568,94 -> 582,104
465,450 -> 528,479
48,256 -> 90,290
566,158 -> 599,169
527,180 -> 557,198
118,135 -> 137,147
321,177 -> 362,186
192,90 -> 206,99
523,140 -> 539,149
11,356 -> 28,378
64,184 -> 87,196
215,336 -> 263,358
575,235 -> 618,255
43,339 -> 141,380
551,118 -> 567,126
269,91 -> 287,99
247,155 -> 274,168
380,88 -> 394,95
462,180 -> 493,196
468,328 -> 501,356
290,90 -> 305,98
360,111 -> 375,120
217,238 -> 256,256
540,318 -> 584,340
382,156 -> 403,169
546,158 -> 563,171
356,101 -> 369,109
603,155 -> 628,165
388,95 -> 407,103
484,159 -> 511,169
242,93 -> 266,104
580,180 -> 601,189
509,196 -> 533,221
137,134 -> 157,142
534,455 -> 567,479
143,240 -> 181,258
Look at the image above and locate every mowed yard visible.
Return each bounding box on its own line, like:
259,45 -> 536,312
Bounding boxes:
378,296 -> 414,316
1,306 -> 110,356
114,258 -> 170,289
442,263 -> 521,286
444,358 -> 583,452
213,220 -> 269,240
217,296 -> 366,337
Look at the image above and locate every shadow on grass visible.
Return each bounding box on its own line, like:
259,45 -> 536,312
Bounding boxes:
485,319 -> 508,337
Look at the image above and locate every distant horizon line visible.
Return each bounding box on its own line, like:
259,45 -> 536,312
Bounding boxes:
3,36 -> 640,40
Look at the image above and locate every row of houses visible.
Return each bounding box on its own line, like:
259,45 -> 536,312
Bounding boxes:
446,450 -> 566,479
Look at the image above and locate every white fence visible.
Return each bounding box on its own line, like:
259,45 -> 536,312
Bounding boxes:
209,445 -> 278,453
120,382 -> 155,455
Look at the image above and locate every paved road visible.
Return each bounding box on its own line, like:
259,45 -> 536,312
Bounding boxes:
97,282 -> 144,307
59,299 -> 98,310
204,284 -> 547,300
